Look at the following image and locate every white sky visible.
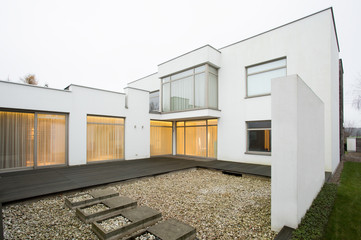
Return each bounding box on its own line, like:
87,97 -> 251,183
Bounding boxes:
0,0 -> 360,126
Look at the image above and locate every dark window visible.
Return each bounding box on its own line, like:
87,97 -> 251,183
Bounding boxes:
247,121 -> 271,153
149,91 -> 159,112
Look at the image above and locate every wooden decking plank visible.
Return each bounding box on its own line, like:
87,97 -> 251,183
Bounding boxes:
0,158 -> 270,204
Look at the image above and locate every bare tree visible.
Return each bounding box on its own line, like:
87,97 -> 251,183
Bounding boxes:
21,74 -> 38,85
344,121 -> 356,138
352,75 -> 361,110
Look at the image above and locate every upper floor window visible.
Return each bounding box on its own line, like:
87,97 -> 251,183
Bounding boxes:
149,90 -> 159,112
246,58 -> 286,97
162,64 -> 218,112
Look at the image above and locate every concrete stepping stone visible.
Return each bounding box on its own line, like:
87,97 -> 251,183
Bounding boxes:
92,206 -> 162,240
76,196 -> 137,223
65,188 -> 119,209
125,219 -> 196,240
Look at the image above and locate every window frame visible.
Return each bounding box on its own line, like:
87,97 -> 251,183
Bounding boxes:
245,120 -> 272,156
0,108 -> 68,172
245,57 -> 287,98
161,64 -> 218,113
176,119 -> 218,159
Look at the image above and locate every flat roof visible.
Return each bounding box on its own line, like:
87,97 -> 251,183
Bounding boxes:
219,7 -> 340,52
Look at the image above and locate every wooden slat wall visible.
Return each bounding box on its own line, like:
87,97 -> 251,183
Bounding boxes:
356,138 -> 361,152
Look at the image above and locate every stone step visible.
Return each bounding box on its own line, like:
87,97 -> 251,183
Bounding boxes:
125,219 -> 196,240
76,196 -> 137,223
65,188 -> 119,209
92,206 -> 162,240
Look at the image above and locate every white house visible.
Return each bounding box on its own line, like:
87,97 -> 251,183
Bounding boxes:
0,8 -> 341,231
128,8 -> 341,173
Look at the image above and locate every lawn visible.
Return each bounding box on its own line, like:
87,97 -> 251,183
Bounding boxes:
322,161 -> 361,239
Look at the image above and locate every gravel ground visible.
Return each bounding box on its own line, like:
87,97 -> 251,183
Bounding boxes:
68,193 -> 94,203
135,232 -> 161,240
2,168 -> 275,239
82,204 -> 109,215
99,215 -> 131,232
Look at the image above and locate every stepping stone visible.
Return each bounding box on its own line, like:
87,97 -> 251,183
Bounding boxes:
92,206 -> 162,240
65,188 -> 119,209
76,196 -> 137,223
125,219 -> 196,240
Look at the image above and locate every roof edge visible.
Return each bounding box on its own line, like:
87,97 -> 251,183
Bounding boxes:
65,84 -> 125,95
127,72 -> 158,85
218,7 -> 340,52
0,79 -> 71,93
158,44 -> 220,66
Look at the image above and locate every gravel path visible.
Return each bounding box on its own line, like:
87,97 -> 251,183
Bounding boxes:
3,168 -> 275,239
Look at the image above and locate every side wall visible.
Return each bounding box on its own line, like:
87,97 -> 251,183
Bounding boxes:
217,10 -> 338,172
271,75 -> 324,231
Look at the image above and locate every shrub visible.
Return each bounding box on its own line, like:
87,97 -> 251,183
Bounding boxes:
291,183 -> 338,240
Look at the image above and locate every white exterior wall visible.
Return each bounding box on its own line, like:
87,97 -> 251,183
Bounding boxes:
330,16 -> 341,172
217,10 -> 339,171
0,81 -> 126,166
271,75 -> 324,231
127,73 -> 160,92
66,85 -> 126,165
347,138 -> 356,152
124,87 -> 150,160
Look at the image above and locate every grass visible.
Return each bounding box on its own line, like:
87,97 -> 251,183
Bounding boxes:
322,162 -> 361,239
291,183 -> 337,240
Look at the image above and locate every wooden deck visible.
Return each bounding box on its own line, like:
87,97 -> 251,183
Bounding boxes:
0,157 -> 270,204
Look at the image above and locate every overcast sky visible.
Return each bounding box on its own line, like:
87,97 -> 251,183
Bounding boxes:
0,0 -> 360,126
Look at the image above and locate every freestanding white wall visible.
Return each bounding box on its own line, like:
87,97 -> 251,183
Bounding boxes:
347,138 -> 356,152
271,75 -> 325,231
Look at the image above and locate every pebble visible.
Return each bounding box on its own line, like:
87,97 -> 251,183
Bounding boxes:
82,203 -> 109,215
68,194 -> 94,203
135,232 -> 160,240
99,215 -> 131,232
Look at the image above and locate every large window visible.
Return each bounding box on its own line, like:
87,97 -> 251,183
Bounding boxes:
0,111 -> 67,170
87,116 -> 124,162
149,91 -> 159,112
37,114 -> 66,166
247,121 -> 271,153
150,121 -> 172,156
162,64 -> 218,112
176,119 -> 217,158
246,58 -> 286,97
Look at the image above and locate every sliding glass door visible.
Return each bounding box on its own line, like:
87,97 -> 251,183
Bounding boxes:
176,119 -> 217,158
0,110 -> 67,170
0,112 -> 34,169
150,121 -> 173,156
37,114 -> 66,166
87,116 -> 125,162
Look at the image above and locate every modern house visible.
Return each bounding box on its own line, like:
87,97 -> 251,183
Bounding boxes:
0,8 -> 342,231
